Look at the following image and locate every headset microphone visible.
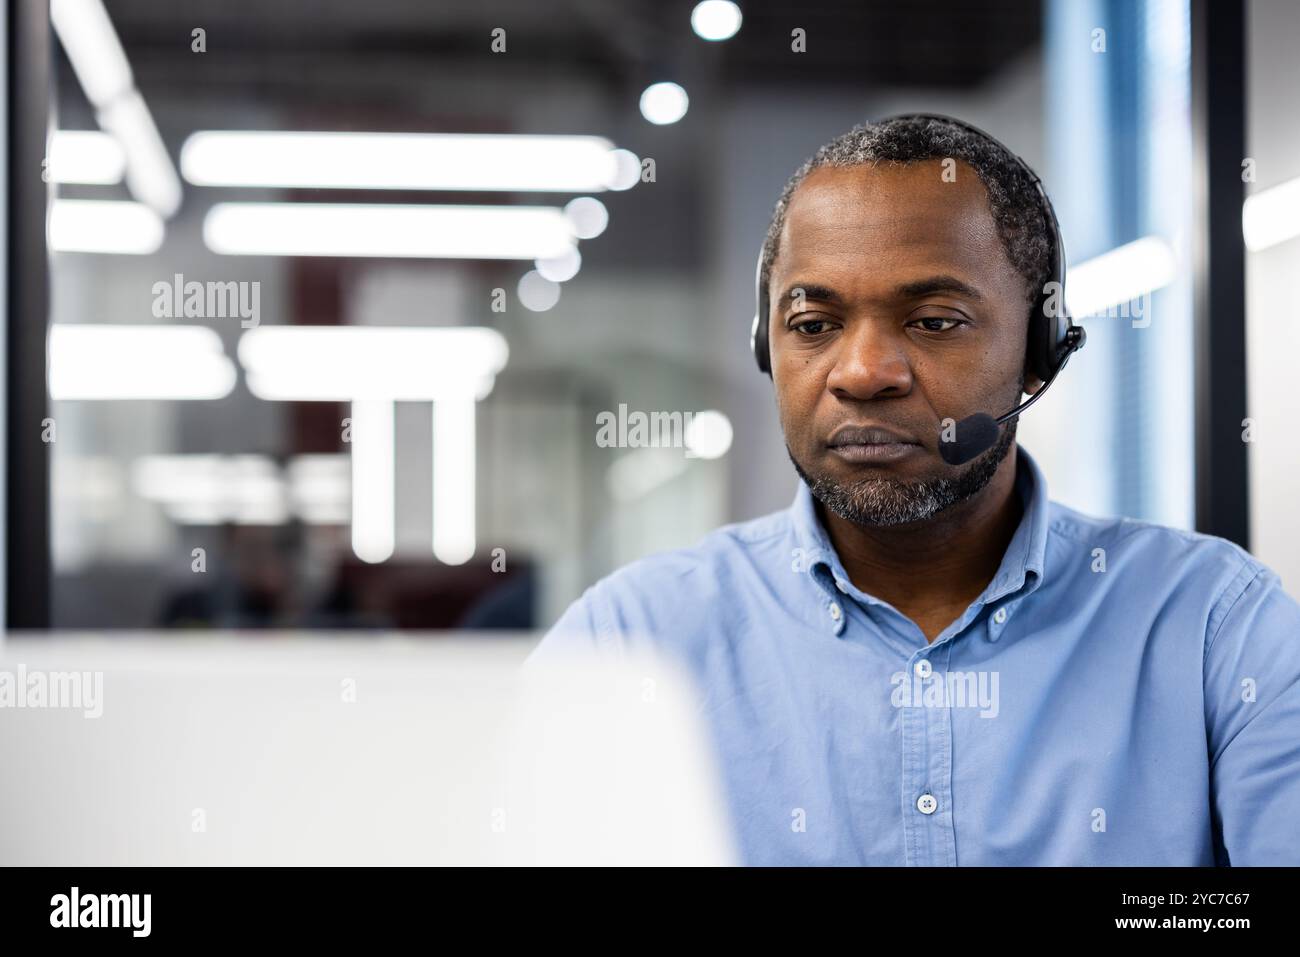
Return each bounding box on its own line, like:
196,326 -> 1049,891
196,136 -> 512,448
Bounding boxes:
938,324 -> 1084,466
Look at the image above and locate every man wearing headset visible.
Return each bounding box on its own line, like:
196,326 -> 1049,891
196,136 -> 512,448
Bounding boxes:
527,115 -> 1300,866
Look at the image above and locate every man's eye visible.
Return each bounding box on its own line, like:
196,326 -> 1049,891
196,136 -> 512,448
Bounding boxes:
792,319 -> 832,336
912,317 -> 962,333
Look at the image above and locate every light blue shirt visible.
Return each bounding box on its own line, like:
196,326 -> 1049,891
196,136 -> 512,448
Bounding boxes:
527,446 -> 1300,865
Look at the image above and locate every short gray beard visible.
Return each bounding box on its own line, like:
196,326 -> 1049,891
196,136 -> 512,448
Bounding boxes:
789,423 -> 1016,528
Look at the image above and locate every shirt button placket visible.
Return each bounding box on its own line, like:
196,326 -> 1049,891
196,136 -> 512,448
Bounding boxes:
900,672 -> 930,865
902,649 -> 958,867
924,689 -> 957,866
899,657 -> 930,868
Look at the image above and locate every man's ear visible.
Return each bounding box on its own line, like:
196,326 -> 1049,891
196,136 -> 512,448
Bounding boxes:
1023,369 -> 1045,396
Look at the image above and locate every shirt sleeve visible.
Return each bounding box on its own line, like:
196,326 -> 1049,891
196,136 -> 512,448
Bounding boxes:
523,585 -> 616,669
1204,561 -> 1300,865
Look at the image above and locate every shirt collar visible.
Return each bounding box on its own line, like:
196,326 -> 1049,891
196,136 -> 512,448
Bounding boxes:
788,442 -> 1051,611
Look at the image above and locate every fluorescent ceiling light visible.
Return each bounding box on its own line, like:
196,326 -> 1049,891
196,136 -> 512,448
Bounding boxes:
49,199 -> 164,255
433,399 -> 476,566
535,247 -> 582,283
205,203 -> 575,260
181,131 -> 630,193
97,90 -> 183,217
350,399 -> 396,564
684,410 -> 734,459
237,328 -> 506,563
517,270 -> 562,311
238,326 -> 509,401
48,130 -> 125,184
49,0 -> 133,107
134,454 -> 288,525
50,0 -> 182,218
691,1 -> 743,41
564,196 -> 609,238
605,150 -> 641,191
640,82 -> 689,125
49,325 -> 237,400
1243,176 -> 1300,251
131,454 -> 349,525
1065,236 -> 1176,318
287,455 -> 351,524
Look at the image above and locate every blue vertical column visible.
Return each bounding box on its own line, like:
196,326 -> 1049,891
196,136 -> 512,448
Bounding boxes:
1045,0 -> 1194,527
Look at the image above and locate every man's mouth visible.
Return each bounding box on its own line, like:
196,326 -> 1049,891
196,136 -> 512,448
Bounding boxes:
825,424 -> 923,465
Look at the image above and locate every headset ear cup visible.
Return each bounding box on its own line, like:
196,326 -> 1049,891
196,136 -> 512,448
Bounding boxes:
750,310 -> 770,374
752,247 -> 772,375
1026,301 -> 1055,385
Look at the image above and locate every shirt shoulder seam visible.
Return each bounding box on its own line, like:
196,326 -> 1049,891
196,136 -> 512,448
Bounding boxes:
1203,556 -> 1269,667
582,580 -> 621,647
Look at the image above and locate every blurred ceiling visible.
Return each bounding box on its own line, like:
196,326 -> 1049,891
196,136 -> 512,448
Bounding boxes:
96,0 -> 1042,98
53,1 -> 1042,275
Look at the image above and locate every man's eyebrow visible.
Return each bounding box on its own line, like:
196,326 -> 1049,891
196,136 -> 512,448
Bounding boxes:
777,283 -> 844,307
895,275 -> 985,301
776,276 -> 985,309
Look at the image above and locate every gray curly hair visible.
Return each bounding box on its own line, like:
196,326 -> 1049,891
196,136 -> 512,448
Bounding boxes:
759,115 -> 1054,317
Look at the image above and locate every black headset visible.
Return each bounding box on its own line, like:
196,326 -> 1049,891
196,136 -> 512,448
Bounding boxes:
749,113 -> 1085,384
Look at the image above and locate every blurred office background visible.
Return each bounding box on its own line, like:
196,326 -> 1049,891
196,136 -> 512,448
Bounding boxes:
19,0 -> 1297,630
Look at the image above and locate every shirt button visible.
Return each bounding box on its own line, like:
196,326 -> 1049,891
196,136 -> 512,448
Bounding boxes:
914,659 -> 932,678
916,793 -> 938,815
828,602 -> 842,621
993,607 -> 1008,625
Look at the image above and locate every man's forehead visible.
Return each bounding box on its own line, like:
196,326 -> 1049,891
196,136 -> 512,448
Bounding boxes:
775,161 -> 1005,277
784,161 -> 993,230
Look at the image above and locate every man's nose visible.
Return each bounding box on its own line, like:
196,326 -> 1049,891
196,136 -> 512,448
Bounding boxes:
825,323 -> 913,400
